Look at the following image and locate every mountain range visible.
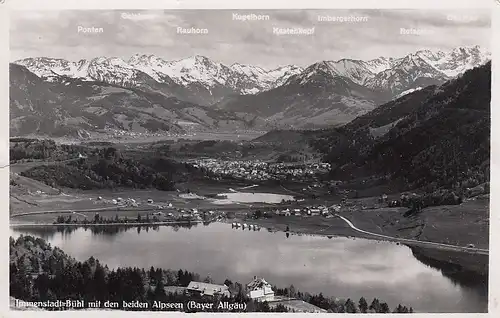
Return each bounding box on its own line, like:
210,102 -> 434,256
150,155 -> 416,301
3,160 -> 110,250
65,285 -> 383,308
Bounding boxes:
11,45 -> 490,137
217,46 -> 490,128
9,63 -> 263,138
264,61 -> 490,196
14,55 -> 304,106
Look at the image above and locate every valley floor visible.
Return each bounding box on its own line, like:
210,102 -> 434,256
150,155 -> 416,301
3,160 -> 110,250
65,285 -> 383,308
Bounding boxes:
10,162 -> 489,277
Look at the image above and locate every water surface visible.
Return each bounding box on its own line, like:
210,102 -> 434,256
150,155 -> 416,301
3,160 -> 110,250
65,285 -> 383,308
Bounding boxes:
213,192 -> 294,204
10,223 -> 487,313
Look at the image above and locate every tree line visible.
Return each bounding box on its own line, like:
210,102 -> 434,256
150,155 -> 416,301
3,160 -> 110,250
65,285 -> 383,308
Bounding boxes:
10,138 -> 89,162
19,146 -> 212,191
53,212 -> 207,225
272,285 -> 413,313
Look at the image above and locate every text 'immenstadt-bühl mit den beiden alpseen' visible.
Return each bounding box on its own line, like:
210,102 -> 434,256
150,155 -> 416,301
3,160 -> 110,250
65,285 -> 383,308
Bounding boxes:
14,299 -> 247,311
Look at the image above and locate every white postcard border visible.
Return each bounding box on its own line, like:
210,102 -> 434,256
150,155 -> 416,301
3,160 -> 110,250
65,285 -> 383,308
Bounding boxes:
0,0 -> 497,317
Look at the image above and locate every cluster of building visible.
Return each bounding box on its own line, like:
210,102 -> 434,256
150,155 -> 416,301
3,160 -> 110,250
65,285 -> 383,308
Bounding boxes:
189,159 -> 331,182
100,127 -> 201,140
97,195 -> 184,210
185,276 -> 324,313
186,276 -> 275,302
95,196 -> 224,222
96,196 -> 160,207
101,127 -> 165,138
186,281 -> 232,298
272,204 -> 342,217
152,208 -> 223,222
231,223 -> 261,231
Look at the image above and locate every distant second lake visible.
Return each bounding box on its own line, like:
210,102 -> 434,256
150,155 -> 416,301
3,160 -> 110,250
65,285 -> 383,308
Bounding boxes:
213,192 -> 294,204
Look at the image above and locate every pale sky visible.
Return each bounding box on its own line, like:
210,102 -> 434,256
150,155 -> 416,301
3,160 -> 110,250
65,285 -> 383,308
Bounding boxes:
10,9 -> 491,69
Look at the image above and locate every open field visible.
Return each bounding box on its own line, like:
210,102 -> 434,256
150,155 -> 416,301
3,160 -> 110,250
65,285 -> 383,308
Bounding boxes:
11,174 -> 489,250
9,153 -> 490,279
229,214 -> 358,237
340,197 -> 489,249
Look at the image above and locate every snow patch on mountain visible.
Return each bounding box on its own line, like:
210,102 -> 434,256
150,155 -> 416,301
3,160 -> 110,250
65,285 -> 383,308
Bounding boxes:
128,54 -> 233,88
363,57 -> 400,74
425,45 -> 491,77
86,57 -> 150,87
15,57 -> 94,81
241,87 -> 260,94
326,59 -> 375,85
230,63 -> 268,80
165,55 -> 233,87
394,87 -> 423,99
127,55 -> 303,94
364,53 -> 449,94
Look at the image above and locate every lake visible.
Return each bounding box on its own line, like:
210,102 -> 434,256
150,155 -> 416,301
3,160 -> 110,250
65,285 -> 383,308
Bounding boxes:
213,192 -> 294,204
9,222 -> 487,313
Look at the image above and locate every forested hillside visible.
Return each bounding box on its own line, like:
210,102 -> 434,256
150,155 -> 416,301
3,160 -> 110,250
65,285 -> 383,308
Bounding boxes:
17,143 -> 208,191
307,62 -> 490,202
10,138 -> 90,162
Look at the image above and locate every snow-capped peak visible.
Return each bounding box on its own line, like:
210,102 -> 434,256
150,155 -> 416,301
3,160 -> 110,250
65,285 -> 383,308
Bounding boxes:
92,56 -> 132,68
419,45 -> 491,77
16,52 -> 298,94
14,57 -> 94,81
85,56 -> 151,87
231,63 -> 303,89
326,59 -> 375,85
13,45 -> 490,99
288,59 -> 374,86
127,54 -> 173,82
128,53 -> 162,65
164,55 -> 232,87
230,63 -> 268,78
364,56 -> 399,74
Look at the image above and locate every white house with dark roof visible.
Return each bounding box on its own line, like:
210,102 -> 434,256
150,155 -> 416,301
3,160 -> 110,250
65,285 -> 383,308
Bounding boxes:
246,276 -> 275,302
186,281 -> 231,298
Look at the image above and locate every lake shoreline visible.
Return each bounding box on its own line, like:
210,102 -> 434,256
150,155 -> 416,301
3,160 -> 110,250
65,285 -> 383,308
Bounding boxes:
11,213 -> 489,275
224,215 -> 489,277
9,220 -> 208,227
10,221 -> 487,313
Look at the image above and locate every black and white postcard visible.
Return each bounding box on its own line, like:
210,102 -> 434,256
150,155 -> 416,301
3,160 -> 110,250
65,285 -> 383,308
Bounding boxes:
4,1 -> 496,316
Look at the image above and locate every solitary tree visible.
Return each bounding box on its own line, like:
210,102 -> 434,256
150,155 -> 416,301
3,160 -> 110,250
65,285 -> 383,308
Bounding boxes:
358,297 -> 368,313
154,279 -> 166,300
380,302 -> 390,313
369,298 -> 381,313
345,298 -> 357,313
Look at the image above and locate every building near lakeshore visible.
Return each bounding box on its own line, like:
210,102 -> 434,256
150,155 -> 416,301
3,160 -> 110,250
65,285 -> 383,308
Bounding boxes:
186,281 -> 231,298
246,276 -> 275,302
